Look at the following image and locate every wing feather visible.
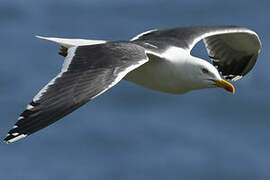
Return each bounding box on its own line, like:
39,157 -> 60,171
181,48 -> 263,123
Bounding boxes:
5,42 -> 148,143
132,26 -> 261,80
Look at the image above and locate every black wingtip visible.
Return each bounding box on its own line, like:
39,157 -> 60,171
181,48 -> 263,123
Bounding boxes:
4,121 -> 29,144
4,134 -> 13,144
4,132 -> 27,144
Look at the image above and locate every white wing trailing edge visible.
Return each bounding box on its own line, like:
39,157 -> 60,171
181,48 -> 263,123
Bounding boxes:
130,29 -> 157,41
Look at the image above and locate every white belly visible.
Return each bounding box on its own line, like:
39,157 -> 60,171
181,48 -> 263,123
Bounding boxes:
124,59 -> 188,94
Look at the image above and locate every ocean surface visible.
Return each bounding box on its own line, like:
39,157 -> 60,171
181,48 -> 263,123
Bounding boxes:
0,0 -> 269,179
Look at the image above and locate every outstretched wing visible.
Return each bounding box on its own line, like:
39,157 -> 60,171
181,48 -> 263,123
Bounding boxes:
5,42 -> 148,143
132,26 -> 262,81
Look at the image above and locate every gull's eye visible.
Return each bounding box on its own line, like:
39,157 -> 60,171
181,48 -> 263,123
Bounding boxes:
202,68 -> 209,74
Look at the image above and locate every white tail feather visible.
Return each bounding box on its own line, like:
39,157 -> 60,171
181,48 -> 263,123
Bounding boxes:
36,35 -> 106,48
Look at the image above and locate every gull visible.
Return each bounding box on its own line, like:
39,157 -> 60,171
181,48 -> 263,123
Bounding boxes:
4,25 -> 261,144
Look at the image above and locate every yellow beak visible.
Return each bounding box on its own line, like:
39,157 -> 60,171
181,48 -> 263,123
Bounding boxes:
216,79 -> 235,94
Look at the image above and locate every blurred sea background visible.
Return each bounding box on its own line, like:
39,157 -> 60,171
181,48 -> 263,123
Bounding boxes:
0,0 -> 269,179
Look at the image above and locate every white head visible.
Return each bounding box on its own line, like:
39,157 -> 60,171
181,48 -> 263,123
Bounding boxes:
180,56 -> 235,94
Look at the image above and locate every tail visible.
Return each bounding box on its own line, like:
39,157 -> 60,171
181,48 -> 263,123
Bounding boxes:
36,36 -> 106,57
36,36 -> 106,47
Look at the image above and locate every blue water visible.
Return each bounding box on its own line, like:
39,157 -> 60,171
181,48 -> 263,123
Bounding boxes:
0,0 -> 269,179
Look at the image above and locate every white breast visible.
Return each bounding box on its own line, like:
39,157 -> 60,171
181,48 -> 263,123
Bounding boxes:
124,48 -> 192,94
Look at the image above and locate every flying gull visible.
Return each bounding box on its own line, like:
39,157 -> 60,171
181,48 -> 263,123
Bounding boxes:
4,26 -> 261,144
